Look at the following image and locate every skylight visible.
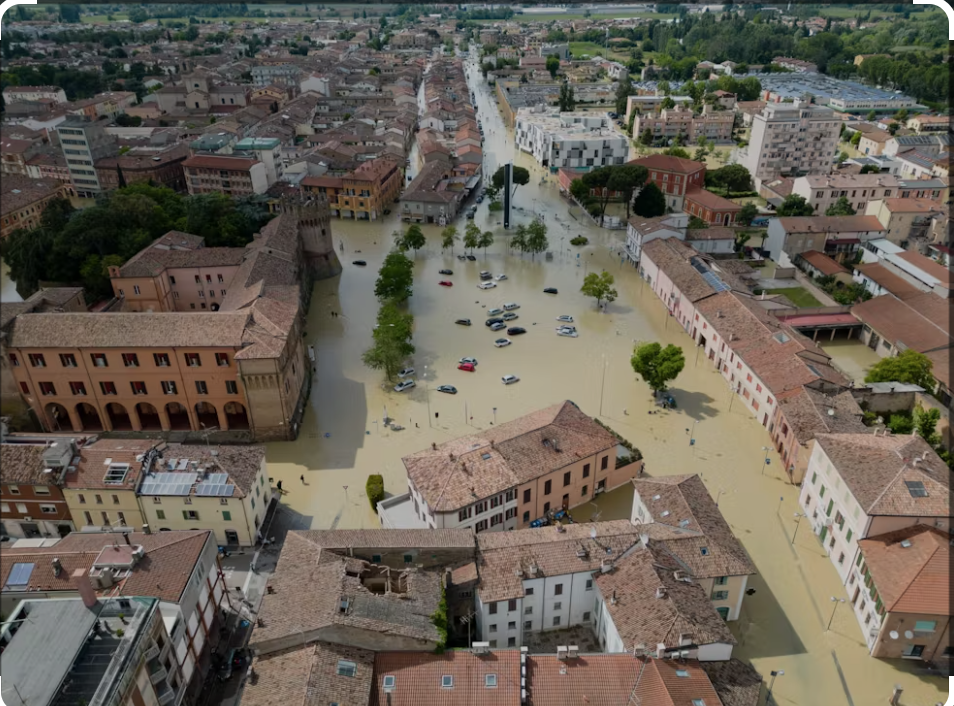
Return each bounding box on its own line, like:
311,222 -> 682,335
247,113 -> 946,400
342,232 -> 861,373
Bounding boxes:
661,510 -> 670,517
679,519 -> 691,528
700,547 -> 709,556
904,480 -> 928,498
773,332 -> 790,344
676,670 -> 690,678
4,562 -> 34,590
485,674 -> 497,688
441,675 -> 454,689
481,453 -> 492,460
103,463 -> 130,485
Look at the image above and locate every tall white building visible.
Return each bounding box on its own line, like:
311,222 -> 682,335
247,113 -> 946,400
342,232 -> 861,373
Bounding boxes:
515,108 -> 629,170
742,101 -> 841,186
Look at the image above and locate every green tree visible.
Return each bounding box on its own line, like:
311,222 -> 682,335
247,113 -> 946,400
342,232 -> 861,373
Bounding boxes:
394,224 -> 425,254
708,164 -> 752,196
546,55 -> 560,79
662,146 -> 690,159
463,221 -> 481,253
864,349 -> 935,390
738,202 -> 759,226
374,251 -> 414,302
491,165 -> 530,198
558,82 -> 576,111
478,230 -> 494,258
631,342 -> 686,394
687,217 -> 707,229
914,405 -> 941,446
440,224 -> 459,254
523,219 -> 548,260
859,164 -> 881,174
580,270 -> 618,308
510,224 -> 527,253
835,151 -> 849,165
660,96 -> 676,110
825,196 -> 856,216
615,75 -> 634,116
639,127 -> 654,146
631,182 -> 667,218
887,122 -> 900,136
850,131 -> 862,147
776,194 -> 814,217
362,303 -> 415,381
866,110 -> 877,121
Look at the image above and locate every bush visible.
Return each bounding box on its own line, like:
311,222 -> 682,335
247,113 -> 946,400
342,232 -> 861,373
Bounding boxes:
366,474 -> 384,510
488,201 -> 503,212
570,236 -> 589,246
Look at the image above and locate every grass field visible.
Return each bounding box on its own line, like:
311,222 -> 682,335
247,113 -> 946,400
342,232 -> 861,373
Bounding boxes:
766,287 -> 823,308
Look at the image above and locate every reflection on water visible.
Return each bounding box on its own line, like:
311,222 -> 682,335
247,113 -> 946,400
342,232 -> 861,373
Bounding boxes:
820,337 -> 881,384
1,259 -> 23,303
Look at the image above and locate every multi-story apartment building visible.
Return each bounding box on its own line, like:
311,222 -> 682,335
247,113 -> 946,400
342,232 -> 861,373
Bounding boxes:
302,156 -> 403,221
388,401 -> 643,532
632,105 -> 734,146
624,94 -> 692,123
798,434 -> 950,654
628,154 -> 706,212
742,101 -> 840,185
67,91 -> 136,120
791,174 -> 943,217
233,137 -> 284,184
1,175 -> 73,239
1,529 -> 229,703
55,118 -> 119,196
108,231 -> 246,313
764,215 -> 886,267
251,63 -> 302,89
515,109 -> 629,170
0,137 -> 40,176
182,154 -> 269,196
61,438 -> 148,532
0,438 -> 76,539
2,85 -> 68,104
630,475 -> 756,621
864,198 -> 947,247
2,596 -> 186,706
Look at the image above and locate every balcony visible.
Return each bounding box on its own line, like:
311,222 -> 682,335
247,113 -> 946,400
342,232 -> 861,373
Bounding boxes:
143,642 -> 160,662
156,685 -> 176,706
149,663 -> 168,685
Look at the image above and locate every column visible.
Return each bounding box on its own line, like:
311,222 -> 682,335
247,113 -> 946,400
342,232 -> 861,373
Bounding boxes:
216,405 -> 230,432
66,405 -> 83,433
128,405 -> 143,432
158,405 -> 171,432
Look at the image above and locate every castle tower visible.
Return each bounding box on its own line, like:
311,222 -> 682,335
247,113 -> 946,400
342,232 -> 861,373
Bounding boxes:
285,194 -> 342,281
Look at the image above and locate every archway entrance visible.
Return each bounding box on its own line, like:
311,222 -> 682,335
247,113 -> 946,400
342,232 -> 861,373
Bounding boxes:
106,402 -> 132,431
45,402 -> 70,431
165,402 -> 191,430
195,401 -> 218,430
76,403 -> 104,431
224,401 -> 250,430
136,402 -> 162,431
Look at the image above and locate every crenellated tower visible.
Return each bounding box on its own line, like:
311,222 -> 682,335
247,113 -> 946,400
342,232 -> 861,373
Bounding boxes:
281,193 -> 342,281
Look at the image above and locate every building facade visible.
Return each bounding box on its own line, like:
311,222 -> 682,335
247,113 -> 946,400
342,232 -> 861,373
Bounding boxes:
742,101 -> 841,185
182,155 -> 269,196
55,118 -> 119,196
0,439 -> 75,539
628,154 -> 706,212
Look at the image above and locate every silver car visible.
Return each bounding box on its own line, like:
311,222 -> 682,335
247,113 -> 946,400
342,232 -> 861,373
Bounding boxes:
394,380 -> 416,392
502,374 -> 520,385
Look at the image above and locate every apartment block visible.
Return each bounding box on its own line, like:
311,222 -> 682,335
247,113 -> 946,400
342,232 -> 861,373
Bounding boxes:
0,438 -> 76,539
302,156 -> 403,221
515,109 -> 629,170
251,63 -> 302,88
742,101 -> 840,184
628,154 -> 706,212
182,154 -> 269,196
55,118 -> 119,196
1,175 -> 72,239
2,85 -> 68,104
632,105 -> 734,146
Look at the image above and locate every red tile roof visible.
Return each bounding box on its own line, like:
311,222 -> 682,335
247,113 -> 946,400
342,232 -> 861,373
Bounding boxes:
628,154 -> 707,175
370,651 -> 522,706
635,658 -> 723,706
684,188 -> 742,212
526,654 -> 641,706
798,250 -> 848,277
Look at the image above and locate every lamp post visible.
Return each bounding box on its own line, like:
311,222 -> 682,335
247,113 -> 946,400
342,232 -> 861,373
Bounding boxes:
760,446 -> 771,475
827,597 -> 845,631
424,366 -> 431,428
792,512 -> 806,545
492,407 -> 497,425
715,487 -> 726,507
599,355 -> 607,416
687,419 -> 697,446
766,670 -> 784,705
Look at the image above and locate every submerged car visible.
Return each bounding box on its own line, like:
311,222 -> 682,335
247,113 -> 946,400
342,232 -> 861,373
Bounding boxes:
485,317 -> 504,327
455,318 -> 472,326
478,281 -> 497,290
394,380 -> 416,392
490,321 -> 506,331
458,362 -> 476,372
502,374 -> 520,385
494,273 -> 508,281
466,254 -> 477,261
543,287 -> 558,294
556,327 -> 579,338
353,260 -> 367,266
507,327 -> 527,335
487,307 -> 503,316
494,338 -> 512,348
437,385 -> 457,394
503,302 -> 520,311
439,269 -> 453,275
479,271 -> 493,280
439,280 -> 453,287
398,368 -> 415,378
502,312 -> 518,321
459,357 -> 478,366
556,315 -> 574,323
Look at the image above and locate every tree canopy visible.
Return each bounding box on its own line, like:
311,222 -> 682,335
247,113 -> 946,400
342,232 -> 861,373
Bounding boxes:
776,194 -> 814,217
362,300 -> 415,381
864,349 -> 935,390
374,251 -> 414,302
631,342 -> 686,394
631,182 -> 667,218
825,196 -> 856,216
581,271 -> 618,308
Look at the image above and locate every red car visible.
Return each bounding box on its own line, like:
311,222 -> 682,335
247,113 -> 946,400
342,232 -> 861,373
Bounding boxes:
439,280 -> 453,287
458,362 -> 476,372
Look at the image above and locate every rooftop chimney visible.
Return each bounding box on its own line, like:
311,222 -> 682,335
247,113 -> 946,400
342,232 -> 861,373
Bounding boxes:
52,557 -> 62,578
71,568 -> 98,609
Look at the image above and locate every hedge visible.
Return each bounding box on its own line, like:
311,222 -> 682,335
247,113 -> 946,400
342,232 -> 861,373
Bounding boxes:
366,474 -> 385,510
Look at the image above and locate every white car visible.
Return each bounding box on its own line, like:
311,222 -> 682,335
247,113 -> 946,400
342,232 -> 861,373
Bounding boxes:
494,338 -> 512,348
556,315 -> 574,323
478,282 -> 497,290
494,274 -> 508,281
556,326 -> 578,338
459,357 -> 478,366
503,302 -> 520,310
398,367 -> 415,378
394,380 -> 416,392
502,374 -> 520,385
487,307 -> 503,316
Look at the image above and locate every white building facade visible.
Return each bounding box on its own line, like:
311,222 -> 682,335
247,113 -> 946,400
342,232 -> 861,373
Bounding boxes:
742,101 -> 840,185
515,109 -> 629,170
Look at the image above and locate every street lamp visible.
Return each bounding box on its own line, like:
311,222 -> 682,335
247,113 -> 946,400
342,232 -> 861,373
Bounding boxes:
760,446 -> 771,475
766,670 -> 784,705
827,597 -> 845,631
792,512 -> 806,545
492,407 -> 497,425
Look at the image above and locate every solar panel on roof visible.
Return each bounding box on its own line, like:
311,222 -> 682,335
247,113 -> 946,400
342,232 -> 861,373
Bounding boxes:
5,562 -> 35,588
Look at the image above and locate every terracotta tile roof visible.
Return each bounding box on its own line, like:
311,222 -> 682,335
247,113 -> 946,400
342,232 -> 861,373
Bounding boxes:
799,250 -> 847,276
853,263 -> 922,300
526,653 -> 641,706
0,530 -> 212,603
700,659 -> 763,706
815,433 -> 951,518
403,401 -> 617,513
895,251 -> 953,286
634,658 -> 723,706
118,233 -> 244,277
594,543 -> 736,653
6,311 -> 251,349
183,154 -> 259,171
1,176 -> 69,215
632,475 -> 756,579
775,216 -> 885,234
251,531 -> 443,654
851,294 -> 951,354
878,198 -> 944,214
628,154 -> 706,175
685,188 -> 742,212
686,227 -> 735,241
370,651 -> 522,706
298,529 -> 475,550
476,521 -> 642,602
857,525 -> 951,616
641,239 -> 742,303
244,642 -> 375,706
0,443 -> 59,484
775,384 -> 867,444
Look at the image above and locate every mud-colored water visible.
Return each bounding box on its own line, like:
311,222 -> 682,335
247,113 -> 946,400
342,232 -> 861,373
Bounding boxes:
820,337 -> 883,384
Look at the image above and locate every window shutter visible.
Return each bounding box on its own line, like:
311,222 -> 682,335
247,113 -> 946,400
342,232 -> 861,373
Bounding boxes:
183,510 -> 189,520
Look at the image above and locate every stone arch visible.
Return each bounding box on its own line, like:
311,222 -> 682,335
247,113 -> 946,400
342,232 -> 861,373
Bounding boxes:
136,402 -> 161,431
165,402 -> 191,431
105,402 -> 132,431
45,402 -> 70,432
76,403 -> 104,431
224,401 -> 250,430
195,401 -> 218,430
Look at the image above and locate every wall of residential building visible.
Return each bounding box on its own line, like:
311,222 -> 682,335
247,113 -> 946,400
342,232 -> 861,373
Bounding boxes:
0,480 -> 74,538
792,180 -> 899,217
516,448 -> 618,527
695,575 -> 748,621
593,587 -> 626,652
1,185 -> 71,239
870,612 -> 951,661
112,265 -> 242,313
764,221 -> 828,267
64,486 -> 144,532
744,106 -> 840,184
9,345 -> 251,435
236,332 -> 308,442
184,163 -> 268,196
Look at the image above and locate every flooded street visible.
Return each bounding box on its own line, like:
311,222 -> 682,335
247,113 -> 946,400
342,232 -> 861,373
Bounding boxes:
820,337 -> 882,384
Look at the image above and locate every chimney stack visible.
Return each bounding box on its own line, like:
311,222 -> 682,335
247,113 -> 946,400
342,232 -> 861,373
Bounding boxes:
72,568 -> 99,609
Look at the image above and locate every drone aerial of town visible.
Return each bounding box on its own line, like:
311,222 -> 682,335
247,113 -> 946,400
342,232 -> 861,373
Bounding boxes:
0,2 -> 950,705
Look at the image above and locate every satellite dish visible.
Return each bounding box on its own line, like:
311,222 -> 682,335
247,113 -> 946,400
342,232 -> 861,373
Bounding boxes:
889,631 -> 899,640
827,408 -> 835,416
590,527 -> 597,539
904,630 -> 914,639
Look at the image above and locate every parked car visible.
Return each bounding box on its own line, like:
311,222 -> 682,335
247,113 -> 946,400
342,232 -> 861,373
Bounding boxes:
507,327 -> 527,335
439,269 -> 453,275
459,357 -> 478,366
457,254 -> 468,261
556,315 -> 574,323
502,374 -> 520,385
494,273 -> 508,281
353,260 -> 367,266
503,302 -> 520,310
476,196 -> 484,204
394,380 -> 416,392
487,307 -> 503,316
556,327 -> 579,338
494,338 -> 512,347
491,321 -> 507,331
543,287 -> 558,294
458,362 -> 476,372
478,281 -> 496,290
455,318 -> 472,326
466,254 -> 477,261
398,368 -> 415,378
466,210 -> 476,220
437,385 -> 458,394
485,317 -> 504,327
502,312 -> 518,321
439,280 -> 453,287
479,271 -> 493,280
